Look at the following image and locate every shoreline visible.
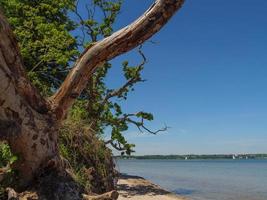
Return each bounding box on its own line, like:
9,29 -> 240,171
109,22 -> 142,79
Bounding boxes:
117,174 -> 188,200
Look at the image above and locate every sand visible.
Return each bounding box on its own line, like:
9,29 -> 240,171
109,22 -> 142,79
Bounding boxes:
117,174 -> 188,200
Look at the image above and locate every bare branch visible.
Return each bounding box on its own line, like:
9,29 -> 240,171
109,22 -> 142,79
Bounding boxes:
105,139 -> 126,151
100,46 -> 146,106
51,0 -> 185,120
120,111 -> 169,134
137,45 -> 147,66
126,118 -> 168,135
73,0 -> 87,45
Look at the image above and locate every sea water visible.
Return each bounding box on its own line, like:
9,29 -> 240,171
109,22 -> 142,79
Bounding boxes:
116,159 -> 267,200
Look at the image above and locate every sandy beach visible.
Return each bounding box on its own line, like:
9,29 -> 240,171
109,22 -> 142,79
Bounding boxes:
117,174 -> 187,200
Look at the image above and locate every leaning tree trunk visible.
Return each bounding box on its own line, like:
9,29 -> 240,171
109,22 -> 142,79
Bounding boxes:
0,0 -> 185,187
0,12 -> 60,187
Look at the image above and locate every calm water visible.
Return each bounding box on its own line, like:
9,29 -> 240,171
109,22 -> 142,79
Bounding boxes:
116,159 -> 267,200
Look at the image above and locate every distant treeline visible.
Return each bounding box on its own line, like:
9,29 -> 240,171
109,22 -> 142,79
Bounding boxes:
114,154 -> 267,160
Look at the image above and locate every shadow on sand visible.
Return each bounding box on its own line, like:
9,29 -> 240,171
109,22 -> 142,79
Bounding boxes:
117,174 -> 171,198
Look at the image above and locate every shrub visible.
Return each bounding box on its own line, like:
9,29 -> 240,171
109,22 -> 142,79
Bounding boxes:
59,119 -> 117,194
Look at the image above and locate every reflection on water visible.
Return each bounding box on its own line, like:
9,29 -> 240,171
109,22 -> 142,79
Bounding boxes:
116,159 -> 267,200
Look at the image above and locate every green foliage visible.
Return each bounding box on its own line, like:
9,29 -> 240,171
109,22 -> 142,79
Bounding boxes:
59,120 -> 116,193
75,0 -> 123,42
136,112 -> 154,121
0,143 -> 17,168
1,0 -> 160,159
0,0 -> 166,196
0,0 -> 78,96
0,0 -> 165,196
74,0 -> 161,155
0,143 -> 18,199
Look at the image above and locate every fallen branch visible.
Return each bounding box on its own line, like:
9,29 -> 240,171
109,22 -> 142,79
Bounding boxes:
6,187 -> 18,200
82,190 -> 119,200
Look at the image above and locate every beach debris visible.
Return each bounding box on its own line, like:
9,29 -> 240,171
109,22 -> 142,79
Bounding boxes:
82,190 -> 119,200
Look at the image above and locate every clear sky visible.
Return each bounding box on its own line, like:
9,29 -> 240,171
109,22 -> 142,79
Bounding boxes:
79,0 -> 267,155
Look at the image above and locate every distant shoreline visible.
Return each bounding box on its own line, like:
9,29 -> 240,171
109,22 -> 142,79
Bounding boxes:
117,174 -> 188,200
115,154 -> 267,160
116,158 -> 267,200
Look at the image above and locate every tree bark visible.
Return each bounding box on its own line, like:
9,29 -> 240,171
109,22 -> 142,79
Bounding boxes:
0,11 -> 59,187
0,0 -> 185,187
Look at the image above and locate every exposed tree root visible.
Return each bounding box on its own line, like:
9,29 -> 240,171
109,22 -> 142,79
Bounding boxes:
3,169 -> 119,200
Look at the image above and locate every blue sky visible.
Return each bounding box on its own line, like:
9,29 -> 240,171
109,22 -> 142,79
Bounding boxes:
78,0 -> 267,155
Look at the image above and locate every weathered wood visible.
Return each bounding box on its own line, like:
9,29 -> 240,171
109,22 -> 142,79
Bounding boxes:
51,0 -> 185,119
6,188 -> 39,200
6,188 -> 18,200
82,190 -> 119,200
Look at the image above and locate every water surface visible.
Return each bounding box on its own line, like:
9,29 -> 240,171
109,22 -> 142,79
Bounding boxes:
116,159 -> 267,200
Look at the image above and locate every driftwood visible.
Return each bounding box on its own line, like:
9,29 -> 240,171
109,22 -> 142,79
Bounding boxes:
82,190 -> 119,200
6,188 -> 18,200
5,187 -> 119,200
